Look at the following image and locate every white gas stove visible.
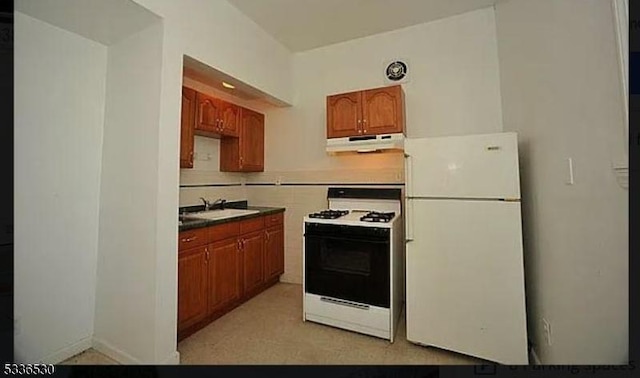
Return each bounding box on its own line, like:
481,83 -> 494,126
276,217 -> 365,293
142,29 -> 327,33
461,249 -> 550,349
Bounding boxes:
302,188 -> 405,342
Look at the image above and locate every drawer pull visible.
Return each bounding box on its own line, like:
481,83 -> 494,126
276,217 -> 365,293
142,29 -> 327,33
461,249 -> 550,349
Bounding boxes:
181,236 -> 197,243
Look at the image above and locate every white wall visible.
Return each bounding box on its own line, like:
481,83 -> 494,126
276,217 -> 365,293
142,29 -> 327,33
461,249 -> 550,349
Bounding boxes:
134,0 -> 293,105
495,0 -> 628,364
14,12 -> 107,363
14,0 -> 295,365
93,21 -> 164,364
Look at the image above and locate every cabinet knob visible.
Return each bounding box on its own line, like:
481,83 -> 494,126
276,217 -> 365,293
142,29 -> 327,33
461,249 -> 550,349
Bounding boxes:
265,231 -> 270,241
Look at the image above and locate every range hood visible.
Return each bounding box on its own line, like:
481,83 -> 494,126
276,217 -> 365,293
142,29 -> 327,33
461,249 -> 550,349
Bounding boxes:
326,133 -> 405,153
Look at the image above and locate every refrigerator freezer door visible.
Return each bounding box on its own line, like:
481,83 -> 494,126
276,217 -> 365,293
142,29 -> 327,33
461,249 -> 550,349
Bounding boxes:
405,198 -> 528,364
405,132 -> 521,200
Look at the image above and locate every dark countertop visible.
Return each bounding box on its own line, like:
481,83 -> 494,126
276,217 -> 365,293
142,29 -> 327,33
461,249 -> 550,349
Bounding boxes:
178,201 -> 285,232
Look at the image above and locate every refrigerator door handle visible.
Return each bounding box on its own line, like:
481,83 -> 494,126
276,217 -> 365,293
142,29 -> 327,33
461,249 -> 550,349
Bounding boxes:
404,153 -> 414,242
404,152 -> 413,197
405,198 -> 414,242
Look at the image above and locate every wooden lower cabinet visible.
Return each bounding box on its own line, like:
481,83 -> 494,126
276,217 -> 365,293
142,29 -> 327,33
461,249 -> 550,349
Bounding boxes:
208,237 -> 241,314
241,230 -> 265,295
264,225 -> 284,281
177,211 -> 285,340
177,245 -> 208,332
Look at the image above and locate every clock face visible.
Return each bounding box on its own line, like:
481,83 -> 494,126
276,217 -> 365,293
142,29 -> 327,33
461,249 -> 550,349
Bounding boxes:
385,61 -> 407,81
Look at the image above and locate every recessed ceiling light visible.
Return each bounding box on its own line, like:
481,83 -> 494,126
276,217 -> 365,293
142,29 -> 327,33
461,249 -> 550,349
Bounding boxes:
222,82 -> 235,89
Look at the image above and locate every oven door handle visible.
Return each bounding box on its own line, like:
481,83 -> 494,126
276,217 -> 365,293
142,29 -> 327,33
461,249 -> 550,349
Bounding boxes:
303,234 -> 389,244
320,296 -> 370,310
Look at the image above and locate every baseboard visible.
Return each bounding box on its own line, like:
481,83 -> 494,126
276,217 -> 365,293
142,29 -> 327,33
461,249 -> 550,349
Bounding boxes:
40,336 -> 92,364
162,350 -> 180,365
92,337 -> 141,364
530,347 -> 542,365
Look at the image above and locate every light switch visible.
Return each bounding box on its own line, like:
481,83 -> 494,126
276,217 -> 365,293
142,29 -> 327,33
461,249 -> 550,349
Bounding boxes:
566,158 -> 574,185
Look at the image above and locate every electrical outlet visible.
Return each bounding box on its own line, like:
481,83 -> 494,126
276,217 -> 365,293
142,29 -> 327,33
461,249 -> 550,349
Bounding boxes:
542,318 -> 552,346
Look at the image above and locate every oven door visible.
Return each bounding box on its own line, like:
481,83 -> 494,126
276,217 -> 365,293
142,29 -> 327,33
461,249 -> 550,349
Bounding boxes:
304,222 -> 390,308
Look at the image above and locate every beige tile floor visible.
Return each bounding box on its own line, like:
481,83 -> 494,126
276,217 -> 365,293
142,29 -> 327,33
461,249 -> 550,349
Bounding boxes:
62,282 -> 491,365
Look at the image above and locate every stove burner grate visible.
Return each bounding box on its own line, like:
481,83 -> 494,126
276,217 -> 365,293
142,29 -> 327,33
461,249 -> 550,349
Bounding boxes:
308,210 -> 349,219
360,211 -> 396,223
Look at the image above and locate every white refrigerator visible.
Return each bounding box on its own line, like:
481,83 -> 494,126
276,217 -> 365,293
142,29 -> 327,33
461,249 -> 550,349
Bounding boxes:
404,132 -> 529,365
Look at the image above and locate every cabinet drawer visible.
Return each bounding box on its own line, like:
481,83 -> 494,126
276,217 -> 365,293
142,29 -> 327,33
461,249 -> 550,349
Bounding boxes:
178,227 -> 209,250
210,221 -> 240,242
239,216 -> 264,234
265,212 -> 284,227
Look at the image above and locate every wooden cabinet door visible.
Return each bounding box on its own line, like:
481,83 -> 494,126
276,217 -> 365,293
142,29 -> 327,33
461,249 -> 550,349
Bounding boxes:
178,245 -> 208,332
218,100 -> 240,137
220,107 -> 264,172
180,87 -> 196,168
264,225 -> 284,281
241,230 -> 264,295
209,237 -> 241,314
326,91 -> 362,138
195,92 -> 221,133
361,85 -> 404,135
239,108 -> 264,172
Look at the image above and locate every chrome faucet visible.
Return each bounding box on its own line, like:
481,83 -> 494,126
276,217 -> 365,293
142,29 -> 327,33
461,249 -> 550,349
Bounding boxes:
199,197 -> 211,211
212,198 -> 227,210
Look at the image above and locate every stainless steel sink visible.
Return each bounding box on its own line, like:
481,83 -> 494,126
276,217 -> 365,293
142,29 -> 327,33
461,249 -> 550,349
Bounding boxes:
182,208 -> 259,221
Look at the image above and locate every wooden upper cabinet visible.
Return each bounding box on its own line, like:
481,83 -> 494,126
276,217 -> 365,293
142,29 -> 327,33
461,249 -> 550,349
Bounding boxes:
195,92 -> 221,134
218,100 -> 240,137
194,92 -> 239,137
181,86 -> 264,171
326,85 -> 404,138
361,85 -> 404,136
240,108 -> 265,171
180,87 -> 196,168
326,91 -> 361,138
220,107 -> 264,172
177,245 -> 208,332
